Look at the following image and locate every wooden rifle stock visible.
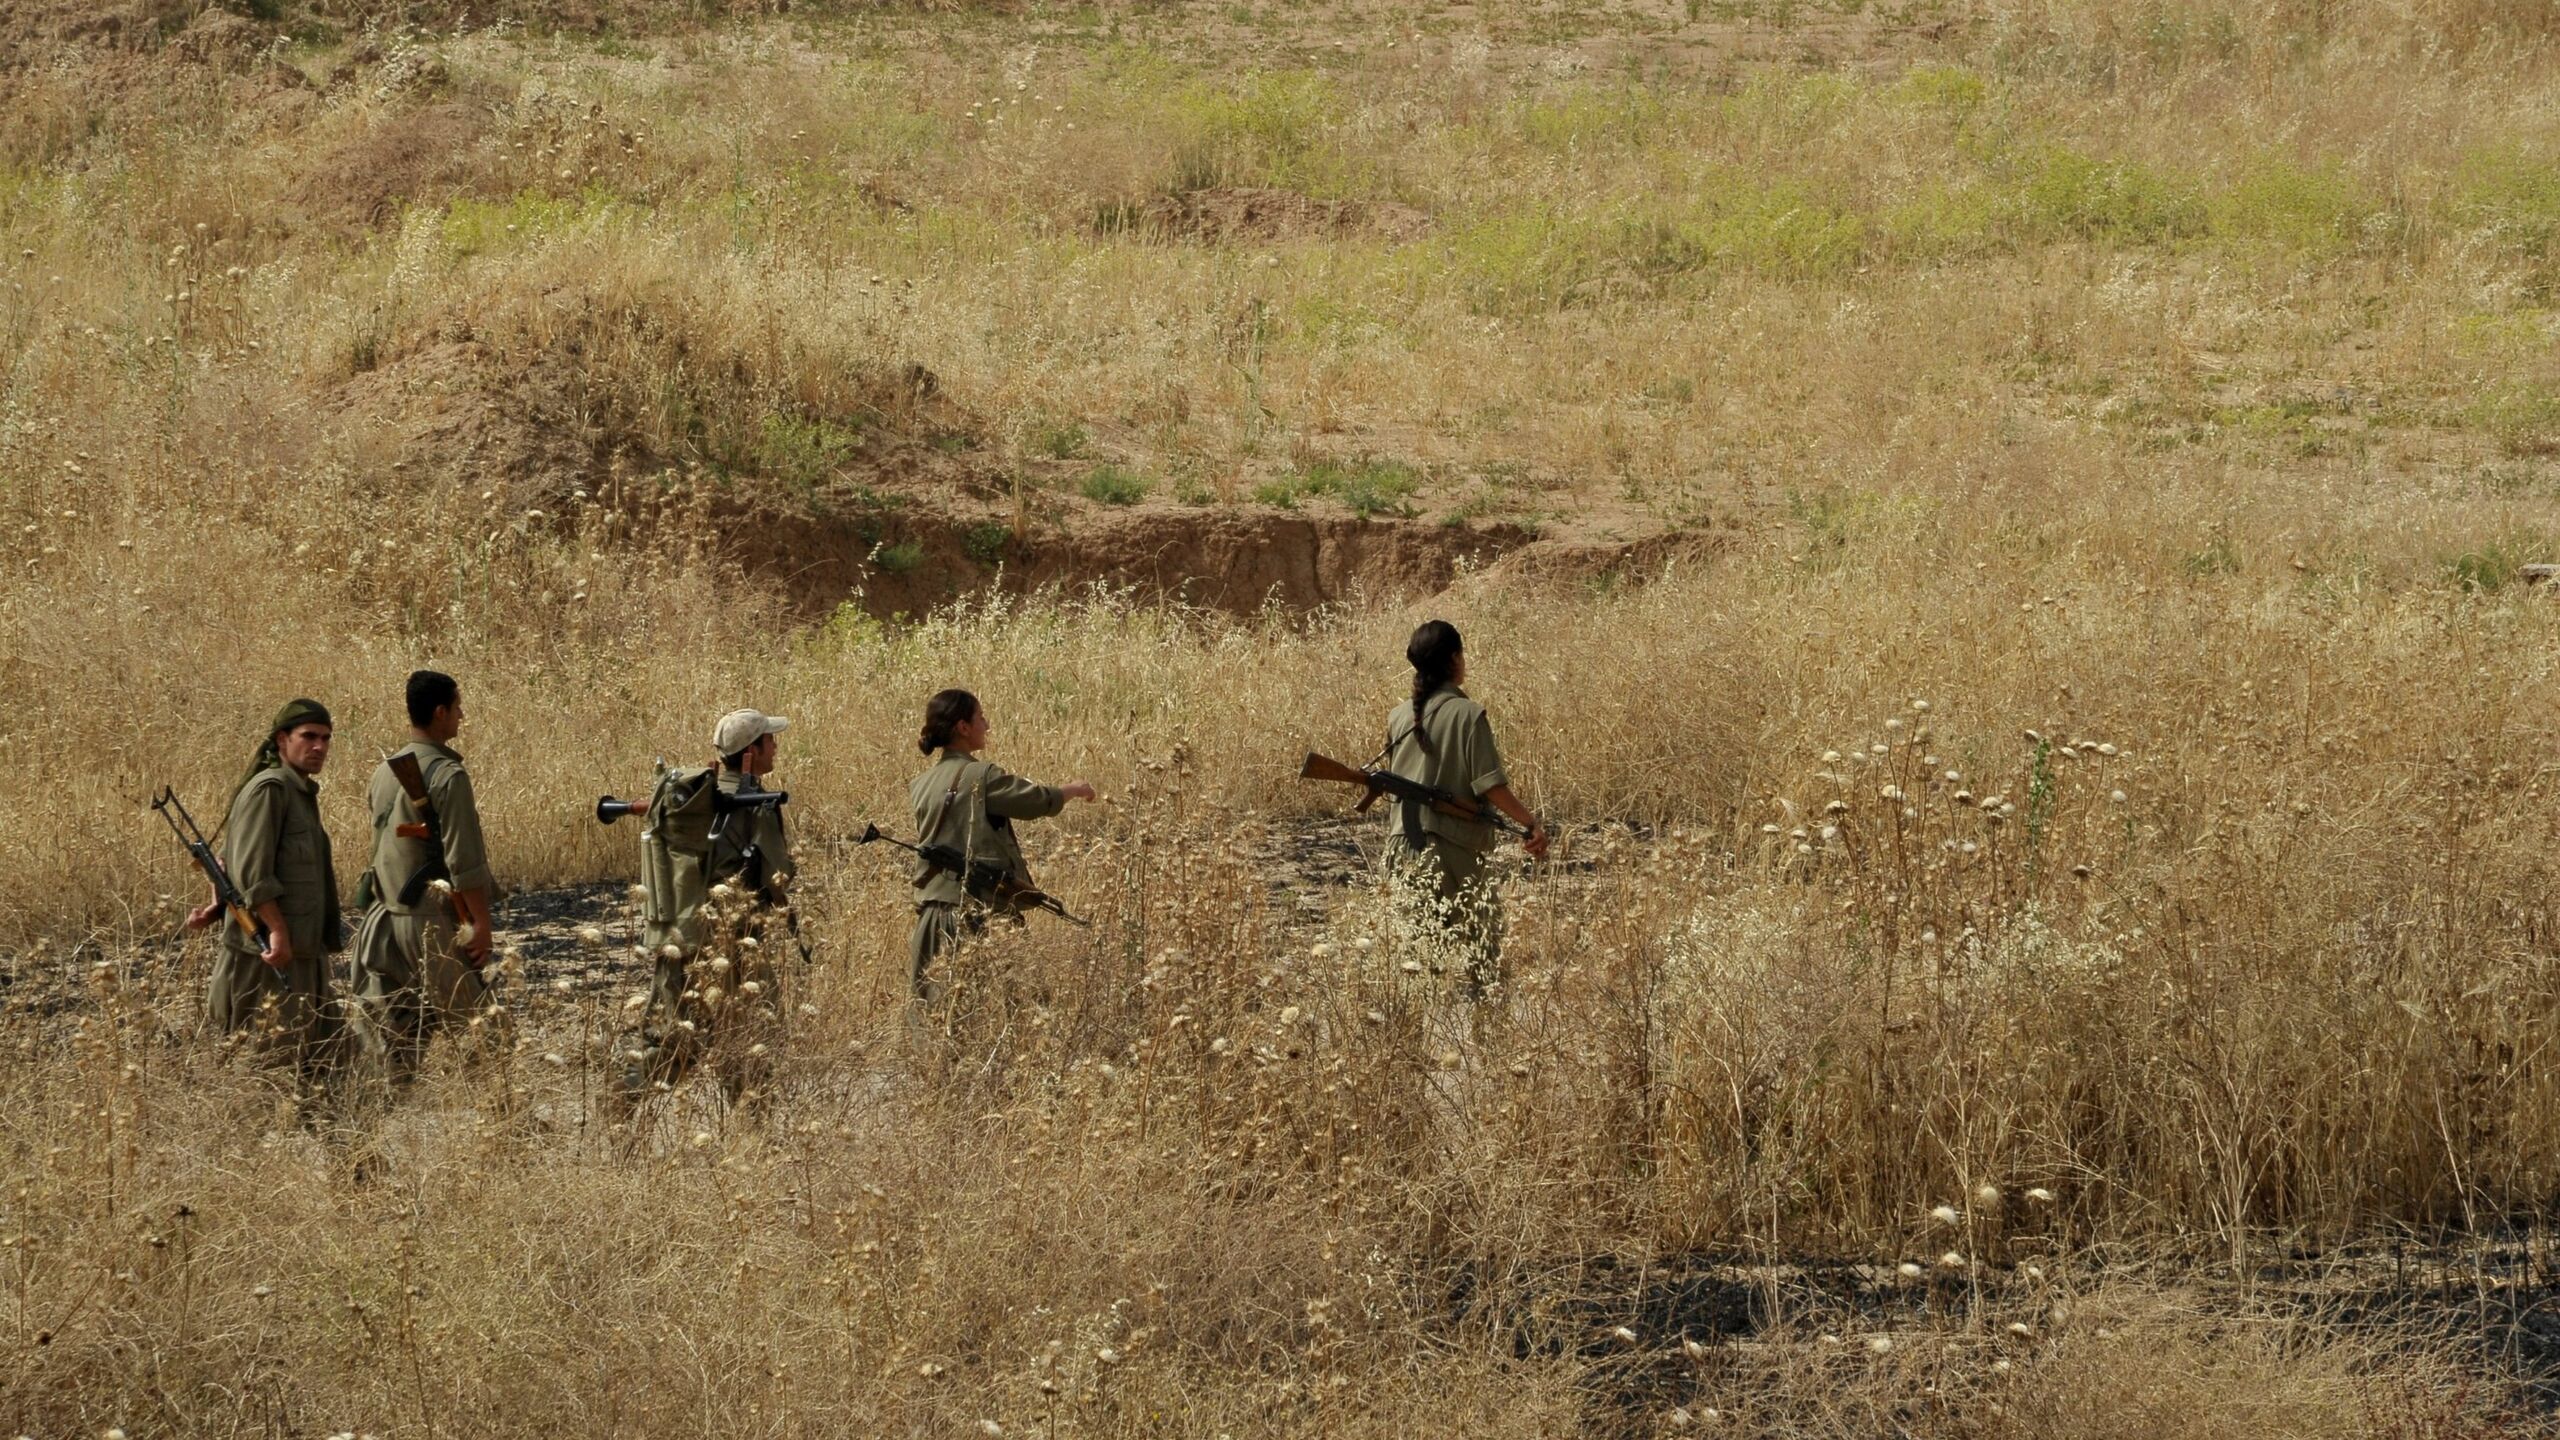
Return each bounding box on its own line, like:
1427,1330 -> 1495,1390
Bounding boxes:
1297,753 -> 1385,812
385,751 -> 454,908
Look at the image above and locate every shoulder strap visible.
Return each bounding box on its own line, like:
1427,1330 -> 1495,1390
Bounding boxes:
923,758 -> 990,849
1382,691 -> 1454,765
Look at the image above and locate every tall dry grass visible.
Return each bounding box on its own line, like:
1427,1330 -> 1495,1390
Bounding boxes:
6,0 -> 2560,1431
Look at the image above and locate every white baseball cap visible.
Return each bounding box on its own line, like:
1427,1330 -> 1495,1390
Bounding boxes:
712,708 -> 791,756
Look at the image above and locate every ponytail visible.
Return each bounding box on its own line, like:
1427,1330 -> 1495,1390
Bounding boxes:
1404,620 -> 1462,748
919,688 -> 981,756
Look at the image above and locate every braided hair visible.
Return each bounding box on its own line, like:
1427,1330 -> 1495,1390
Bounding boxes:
1404,620 -> 1462,750
919,688 -> 982,756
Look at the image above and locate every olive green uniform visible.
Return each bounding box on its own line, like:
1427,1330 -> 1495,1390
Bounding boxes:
906,753 -> 1064,1000
207,765 -> 342,1071
349,740 -> 494,1076
1381,686 -> 1509,994
625,769 -> 793,1101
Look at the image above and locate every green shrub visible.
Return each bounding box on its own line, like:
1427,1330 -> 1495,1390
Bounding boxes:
874,540 -> 925,574
2454,144 -> 2560,280
1512,85 -> 1669,155
2467,387 -> 2560,457
2209,157 -> 2371,257
1080,465 -> 1151,505
1437,211 -> 1606,315
1029,420 -> 1089,460
1627,181 -> 1868,281
2441,535 -> 2556,593
1158,68 -> 1355,193
1893,65 -> 1989,124
963,523 -> 1012,566
755,413 -> 864,491
438,190 -> 620,257
2007,145 -> 2206,245
1260,459 -> 1420,517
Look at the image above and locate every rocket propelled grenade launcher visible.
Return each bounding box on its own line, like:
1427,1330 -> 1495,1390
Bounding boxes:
594,786 -> 788,825
1296,752 -> 1528,836
151,786 -> 267,946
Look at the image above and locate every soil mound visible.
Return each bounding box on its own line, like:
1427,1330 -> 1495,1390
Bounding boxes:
323,336 -> 614,511
0,0 -> 186,69
1129,187 -> 1432,245
318,316 -> 1715,622
288,102 -> 495,236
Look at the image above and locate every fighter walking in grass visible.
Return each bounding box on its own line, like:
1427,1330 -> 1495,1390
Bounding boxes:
905,688 -> 1096,1002
348,669 -> 498,1082
1379,620 -> 1548,998
618,707 -> 797,1105
187,698 -> 345,1078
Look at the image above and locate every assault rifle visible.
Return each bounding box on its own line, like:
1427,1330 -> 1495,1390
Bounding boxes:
386,751 -> 494,987
1297,753 -> 1528,836
856,823 -> 1089,927
151,786 -> 267,947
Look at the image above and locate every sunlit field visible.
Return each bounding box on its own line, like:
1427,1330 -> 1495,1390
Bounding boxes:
6,0 -> 2560,1433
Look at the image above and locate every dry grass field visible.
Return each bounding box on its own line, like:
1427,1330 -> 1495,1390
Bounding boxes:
9,0 -> 2560,1433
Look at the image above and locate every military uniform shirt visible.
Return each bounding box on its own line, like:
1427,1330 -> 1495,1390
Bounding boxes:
366,740 -> 492,916
223,764 -> 342,959
907,753 -> 1064,907
1382,686 -> 1508,854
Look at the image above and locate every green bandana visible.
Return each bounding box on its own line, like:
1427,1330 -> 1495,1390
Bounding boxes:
228,697 -> 333,812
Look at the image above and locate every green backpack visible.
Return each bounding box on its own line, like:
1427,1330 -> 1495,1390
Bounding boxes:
638,764 -> 721,958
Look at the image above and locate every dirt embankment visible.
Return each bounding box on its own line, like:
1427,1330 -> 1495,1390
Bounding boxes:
317,317 -> 1725,620
318,336 -> 1641,618
9,7 -> 1723,620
